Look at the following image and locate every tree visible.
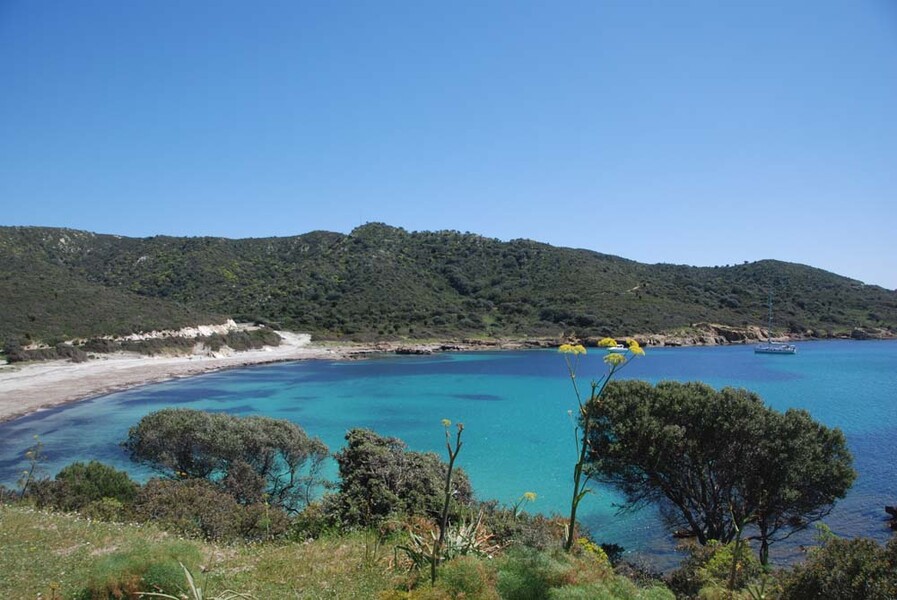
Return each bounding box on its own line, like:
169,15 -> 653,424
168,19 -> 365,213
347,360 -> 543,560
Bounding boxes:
324,428 -> 473,527
746,408 -> 856,564
123,409 -> 328,513
584,380 -> 855,564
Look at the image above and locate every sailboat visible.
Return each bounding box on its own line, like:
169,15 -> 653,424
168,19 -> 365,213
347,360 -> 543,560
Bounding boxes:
755,291 -> 797,355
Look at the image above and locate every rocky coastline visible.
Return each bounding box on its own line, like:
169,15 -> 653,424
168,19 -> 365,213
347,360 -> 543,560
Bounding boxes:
375,322 -> 895,356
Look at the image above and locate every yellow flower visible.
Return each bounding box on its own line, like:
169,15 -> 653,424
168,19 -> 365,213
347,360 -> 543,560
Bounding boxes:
559,343 -> 586,355
598,337 -> 618,348
441,418 -> 451,427
628,340 -> 646,356
523,491 -> 537,502
604,353 -> 626,366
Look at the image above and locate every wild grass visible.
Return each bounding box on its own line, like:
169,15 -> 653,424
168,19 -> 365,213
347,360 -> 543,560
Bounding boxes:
0,504 -> 674,599
0,505 -> 393,599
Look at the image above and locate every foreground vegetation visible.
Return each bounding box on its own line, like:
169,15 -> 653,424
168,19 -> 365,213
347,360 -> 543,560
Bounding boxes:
0,504 -> 683,599
2,223 -> 895,345
3,480 -> 895,599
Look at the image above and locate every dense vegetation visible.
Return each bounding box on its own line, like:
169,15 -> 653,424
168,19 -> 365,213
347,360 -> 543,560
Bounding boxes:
2,224 -> 895,345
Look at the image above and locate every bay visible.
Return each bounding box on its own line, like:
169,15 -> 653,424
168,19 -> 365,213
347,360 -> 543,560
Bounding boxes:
1,340 -> 894,568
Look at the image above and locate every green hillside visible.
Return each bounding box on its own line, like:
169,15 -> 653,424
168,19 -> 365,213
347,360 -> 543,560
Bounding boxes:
1,223 -> 895,344
0,229 -> 224,344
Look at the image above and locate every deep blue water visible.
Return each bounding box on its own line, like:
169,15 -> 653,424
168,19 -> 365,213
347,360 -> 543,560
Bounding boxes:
1,340 -> 895,568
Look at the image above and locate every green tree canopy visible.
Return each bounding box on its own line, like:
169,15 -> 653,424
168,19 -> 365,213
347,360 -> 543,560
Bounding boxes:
584,380 -> 855,564
123,409 -> 328,513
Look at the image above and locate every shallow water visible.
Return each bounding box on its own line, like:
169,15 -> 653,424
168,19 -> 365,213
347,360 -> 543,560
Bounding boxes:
1,340 -> 894,568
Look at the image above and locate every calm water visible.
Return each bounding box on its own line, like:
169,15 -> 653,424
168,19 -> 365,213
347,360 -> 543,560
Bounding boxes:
1,340 -> 895,568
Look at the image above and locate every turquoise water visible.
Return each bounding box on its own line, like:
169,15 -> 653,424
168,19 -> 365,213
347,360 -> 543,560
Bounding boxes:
1,340 -> 895,567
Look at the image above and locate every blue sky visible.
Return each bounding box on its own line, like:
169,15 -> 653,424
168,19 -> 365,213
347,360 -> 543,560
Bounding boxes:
2,1 -> 895,288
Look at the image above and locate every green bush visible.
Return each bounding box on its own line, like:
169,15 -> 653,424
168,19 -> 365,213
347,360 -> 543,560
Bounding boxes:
780,536 -> 897,599
434,555 -> 500,599
669,540 -> 761,598
323,428 -> 472,527
496,547 -> 611,600
81,497 -> 127,521
131,478 -> 289,542
289,501 -> 334,540
51,461 -> 139,511
74,540 -> 201,599
699,540 -> 761,591
549,579 -> 675,600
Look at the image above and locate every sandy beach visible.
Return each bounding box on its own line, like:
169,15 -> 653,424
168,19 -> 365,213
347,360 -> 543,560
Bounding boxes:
0,332 -> 373,424
0,327 -> 553,424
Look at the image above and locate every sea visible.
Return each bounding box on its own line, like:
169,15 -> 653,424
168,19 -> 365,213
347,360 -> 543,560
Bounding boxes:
1,340 -> 894,569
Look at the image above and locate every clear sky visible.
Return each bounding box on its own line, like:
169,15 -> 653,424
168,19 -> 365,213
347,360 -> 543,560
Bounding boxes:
2,1 -> 895,288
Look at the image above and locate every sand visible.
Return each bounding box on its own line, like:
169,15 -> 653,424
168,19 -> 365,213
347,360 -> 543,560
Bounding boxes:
0,332 -> 368,423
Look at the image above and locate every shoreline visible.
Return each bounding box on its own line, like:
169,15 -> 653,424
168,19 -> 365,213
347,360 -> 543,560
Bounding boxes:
1,331 -> 892,425
0,333 -> 550,425
0,332 -> 331,424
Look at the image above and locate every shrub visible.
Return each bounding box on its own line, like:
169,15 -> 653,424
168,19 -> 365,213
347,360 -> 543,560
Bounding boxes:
780,536 -> 897,599
289,501 -> 333,540
74,541 -> 202,599
0,483 -> 18,502
669,539 -> 769,599
131,478 -> 289,542
549,579 -> 675,600
474,500 -> 567,550
55,342 -> 88,363
81,338 -> 121,353
51,461 -> 139,511
2,339 -> 26,363
323,428 -> 472,527
3,342 -> 88,363
435,555 -> 500,599
82,497 -> 127,521
496,547 -> 613,600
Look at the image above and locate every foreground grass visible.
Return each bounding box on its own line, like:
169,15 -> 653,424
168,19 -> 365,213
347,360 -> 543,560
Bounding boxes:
0,505 -> 392,598
0,504 -> 673,599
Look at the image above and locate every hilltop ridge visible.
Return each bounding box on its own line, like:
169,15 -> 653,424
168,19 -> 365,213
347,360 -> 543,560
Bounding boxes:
1,224 -> 895,345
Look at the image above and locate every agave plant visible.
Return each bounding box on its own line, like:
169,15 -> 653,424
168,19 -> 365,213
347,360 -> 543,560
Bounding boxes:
138,562 -> 256,600
395,511 -> 503,572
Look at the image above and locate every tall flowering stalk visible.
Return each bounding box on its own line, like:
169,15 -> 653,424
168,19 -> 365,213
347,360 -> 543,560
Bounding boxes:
432,418 -> 464,584
560,337 -> 644,551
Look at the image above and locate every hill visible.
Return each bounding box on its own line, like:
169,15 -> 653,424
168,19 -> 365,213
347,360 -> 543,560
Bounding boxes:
1,223 -> 895,344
